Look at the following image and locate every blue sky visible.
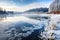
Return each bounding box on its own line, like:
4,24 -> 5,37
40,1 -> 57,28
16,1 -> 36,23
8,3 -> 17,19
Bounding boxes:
0,0 -> 54,12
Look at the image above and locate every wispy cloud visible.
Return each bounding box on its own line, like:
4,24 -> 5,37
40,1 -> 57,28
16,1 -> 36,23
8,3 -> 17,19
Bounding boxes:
0,0 -> 53,12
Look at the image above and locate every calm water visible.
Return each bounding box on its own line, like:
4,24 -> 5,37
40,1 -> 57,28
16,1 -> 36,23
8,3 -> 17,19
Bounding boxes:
0,14 -> 60,40
0,13 -> 46,40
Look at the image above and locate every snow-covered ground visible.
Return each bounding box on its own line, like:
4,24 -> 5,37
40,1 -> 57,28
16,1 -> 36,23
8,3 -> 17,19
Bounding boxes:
41,14 -> 60,40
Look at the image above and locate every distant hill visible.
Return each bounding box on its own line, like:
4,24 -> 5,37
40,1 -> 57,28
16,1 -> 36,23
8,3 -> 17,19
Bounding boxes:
25,8 -> 49,12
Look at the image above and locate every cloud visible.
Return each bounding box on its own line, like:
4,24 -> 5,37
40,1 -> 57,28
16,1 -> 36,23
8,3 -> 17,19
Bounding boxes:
0,0 -> 53,12
0,2 -> 51,12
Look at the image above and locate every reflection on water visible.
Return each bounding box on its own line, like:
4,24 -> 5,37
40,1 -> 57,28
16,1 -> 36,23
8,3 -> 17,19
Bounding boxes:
0,14 -> 7,21
1,14 -> 60,40
1,14 -> 42,23
0,18 -> 5,21
0,14 -> 46,40
2,16 -> 29,22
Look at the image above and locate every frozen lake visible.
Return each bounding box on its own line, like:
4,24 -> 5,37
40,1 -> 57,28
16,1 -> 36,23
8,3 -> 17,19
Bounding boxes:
0,13 -> 47,40
0,13 -> 60,40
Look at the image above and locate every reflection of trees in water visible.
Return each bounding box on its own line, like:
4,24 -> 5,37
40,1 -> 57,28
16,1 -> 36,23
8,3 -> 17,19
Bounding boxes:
0,15 -> 6,21
0,8 -> 7,21
0,18 -> 5,21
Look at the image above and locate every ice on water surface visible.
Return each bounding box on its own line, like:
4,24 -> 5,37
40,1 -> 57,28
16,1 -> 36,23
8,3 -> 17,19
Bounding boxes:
0,14 -> 48,40
0,14 -> 60,40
